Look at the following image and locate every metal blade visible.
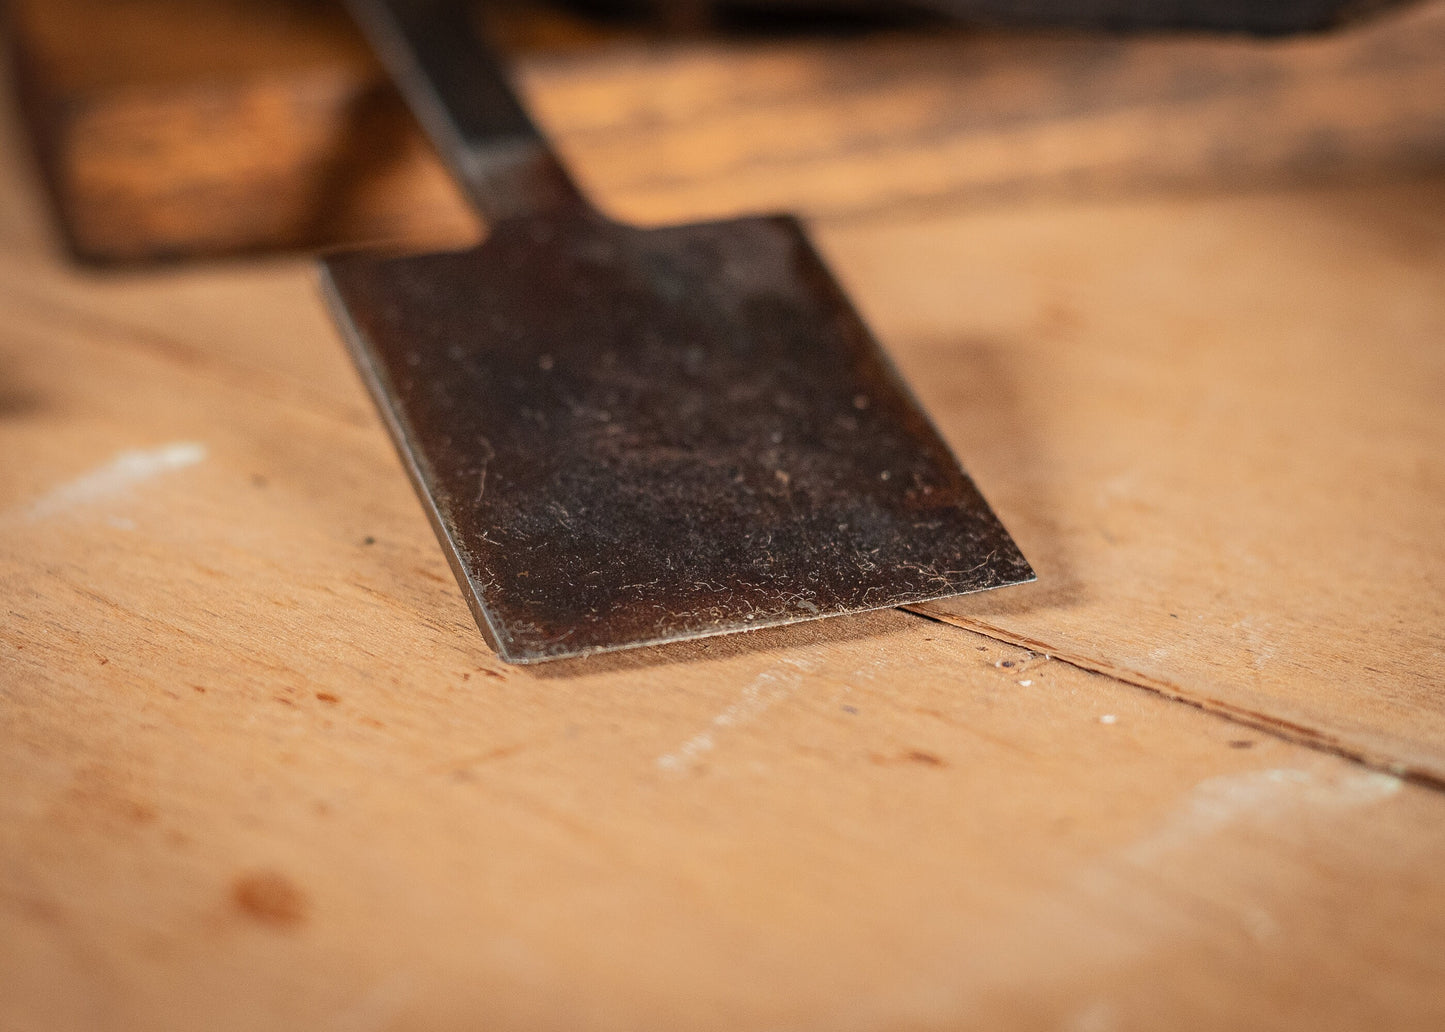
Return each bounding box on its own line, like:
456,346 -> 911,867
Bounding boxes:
323,211 -> 1033,663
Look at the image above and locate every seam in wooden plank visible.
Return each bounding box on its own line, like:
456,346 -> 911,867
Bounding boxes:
901,605 -> 1445,794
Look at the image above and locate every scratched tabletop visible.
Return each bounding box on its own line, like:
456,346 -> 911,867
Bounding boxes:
3,10 -> 1445,1031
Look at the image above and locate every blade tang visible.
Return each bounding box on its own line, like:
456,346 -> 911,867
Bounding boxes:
345,0 -> 593,222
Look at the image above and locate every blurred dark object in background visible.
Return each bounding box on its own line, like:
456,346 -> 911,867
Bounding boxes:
587,0 -> 1411,33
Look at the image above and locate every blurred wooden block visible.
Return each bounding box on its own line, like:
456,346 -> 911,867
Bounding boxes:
5,0 -> 482,261
5,0 -> 1445,262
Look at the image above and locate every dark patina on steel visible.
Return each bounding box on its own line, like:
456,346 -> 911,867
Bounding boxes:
323,0 -> 1033,663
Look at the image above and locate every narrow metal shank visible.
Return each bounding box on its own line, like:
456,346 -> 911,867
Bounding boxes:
345,0 -> 590,222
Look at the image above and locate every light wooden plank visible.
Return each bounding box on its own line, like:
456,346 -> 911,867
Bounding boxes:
2,66 -> 1440,782
825,175 -> 1445,780
3,294 -> 1444,1029
2,27 -> 1444,1027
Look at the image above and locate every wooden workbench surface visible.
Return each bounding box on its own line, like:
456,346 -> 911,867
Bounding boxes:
3,10 -> 1444,1031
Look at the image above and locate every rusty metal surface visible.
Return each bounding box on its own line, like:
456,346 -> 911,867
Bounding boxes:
325,0 -> 1031,662
323,211 -> 1032,662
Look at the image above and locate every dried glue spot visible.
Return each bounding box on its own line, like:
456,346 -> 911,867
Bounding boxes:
233,871 -> 308,928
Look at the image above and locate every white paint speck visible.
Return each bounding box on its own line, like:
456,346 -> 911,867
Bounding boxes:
10,442 -> 206,522
1022,764 -> 1404,993
658,656 -> 818,773
1099,714 -> 1117,725
1124,767 -> 1401,865
1019,679 -> 1033,687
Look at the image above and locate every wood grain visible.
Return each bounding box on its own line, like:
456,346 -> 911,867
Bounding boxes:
3,243 -> 1444,1030
861,176 -> 1445,782
6,0 -> 1445,260
3,15 -> 1445,1028
536,0 -> 1445,224
3,3 -> 1444,779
